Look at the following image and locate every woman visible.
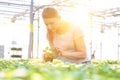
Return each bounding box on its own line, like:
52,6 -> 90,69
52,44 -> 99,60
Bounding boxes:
42,7 -> 91,64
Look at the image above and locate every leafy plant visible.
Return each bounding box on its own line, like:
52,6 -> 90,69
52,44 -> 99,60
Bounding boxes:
11,47 -> 22,51
42,47 -> 56,62
11,47 -> 17,51
0,59 -> 120,80
11,54 -> 22,58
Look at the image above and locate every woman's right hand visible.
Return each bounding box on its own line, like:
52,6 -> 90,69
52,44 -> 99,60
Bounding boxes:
53,47 -> 63,56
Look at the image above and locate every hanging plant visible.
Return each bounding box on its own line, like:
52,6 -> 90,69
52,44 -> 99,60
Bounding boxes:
11,54 -> 22,58
11,47 -> 17,50
16,48 -> 22,51
10,47 -> 22,58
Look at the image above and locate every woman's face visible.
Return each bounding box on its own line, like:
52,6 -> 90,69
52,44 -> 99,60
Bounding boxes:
43,17 -> 60,32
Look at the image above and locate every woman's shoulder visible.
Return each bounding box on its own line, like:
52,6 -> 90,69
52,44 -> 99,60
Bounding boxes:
61,20 -> 83,34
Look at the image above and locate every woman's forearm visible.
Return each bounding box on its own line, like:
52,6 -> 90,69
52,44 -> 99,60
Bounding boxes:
61,50 -> 86,60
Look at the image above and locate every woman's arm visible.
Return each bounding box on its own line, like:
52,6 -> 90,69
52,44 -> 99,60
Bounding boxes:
58,36 -> 87,60
47,32 -> 60,54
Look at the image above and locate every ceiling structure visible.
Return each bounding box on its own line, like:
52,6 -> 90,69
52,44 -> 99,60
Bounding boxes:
0,0 -> 37,22
0,0 -> 120,23
0,0 -> 76,22
90,7 -> 120,29
0,0 -> 29,17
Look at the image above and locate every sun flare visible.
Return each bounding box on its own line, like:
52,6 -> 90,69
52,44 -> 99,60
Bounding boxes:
60,6 -> 90,27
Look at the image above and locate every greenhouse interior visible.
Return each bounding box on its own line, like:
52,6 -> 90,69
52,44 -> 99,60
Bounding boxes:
0,0 -> 120,80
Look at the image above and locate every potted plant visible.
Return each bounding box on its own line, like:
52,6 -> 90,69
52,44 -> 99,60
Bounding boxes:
42,47 -> 56,62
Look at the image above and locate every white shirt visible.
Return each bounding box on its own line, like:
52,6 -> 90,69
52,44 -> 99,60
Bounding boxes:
53,23 -> 90,64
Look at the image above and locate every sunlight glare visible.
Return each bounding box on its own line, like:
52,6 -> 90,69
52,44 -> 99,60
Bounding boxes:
60,6 -> 90,27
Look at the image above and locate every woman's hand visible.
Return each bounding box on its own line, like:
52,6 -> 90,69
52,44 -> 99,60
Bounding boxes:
52,47 -> 63,56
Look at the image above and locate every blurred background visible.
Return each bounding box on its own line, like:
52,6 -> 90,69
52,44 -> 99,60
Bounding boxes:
0,0 -> 120,60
